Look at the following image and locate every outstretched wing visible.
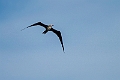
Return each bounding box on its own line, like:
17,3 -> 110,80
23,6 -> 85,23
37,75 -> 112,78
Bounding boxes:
21,22 -> 48,31
51,28 -> 65,52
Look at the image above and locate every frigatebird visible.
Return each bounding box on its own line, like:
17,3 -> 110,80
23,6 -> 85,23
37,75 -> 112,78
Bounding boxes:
21,22 -> 65,52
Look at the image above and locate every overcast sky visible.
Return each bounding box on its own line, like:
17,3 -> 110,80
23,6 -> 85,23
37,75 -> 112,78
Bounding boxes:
0,0 -> 120,80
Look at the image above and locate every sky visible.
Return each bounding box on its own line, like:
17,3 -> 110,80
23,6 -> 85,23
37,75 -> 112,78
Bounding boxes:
0,0 -> 120,80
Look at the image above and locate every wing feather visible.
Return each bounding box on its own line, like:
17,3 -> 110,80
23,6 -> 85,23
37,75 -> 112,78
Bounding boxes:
51,28 -> 65,52
21,22 -> 47,31
29,22 -> 47,28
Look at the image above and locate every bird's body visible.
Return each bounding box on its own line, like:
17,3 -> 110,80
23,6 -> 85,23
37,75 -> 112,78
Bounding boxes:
21,22 -> 65,52
47,25 -> 52,30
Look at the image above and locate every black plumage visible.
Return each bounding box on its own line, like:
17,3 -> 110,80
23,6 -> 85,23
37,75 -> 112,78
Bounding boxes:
21,22 -> 65,52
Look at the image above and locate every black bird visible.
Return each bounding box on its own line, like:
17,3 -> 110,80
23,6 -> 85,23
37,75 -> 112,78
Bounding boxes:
21,22 -> 65,52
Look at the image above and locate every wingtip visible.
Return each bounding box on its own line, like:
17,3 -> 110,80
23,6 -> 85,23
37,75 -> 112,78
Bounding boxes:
21,29 -> 24,31
63,49 -> 65,53
21,26 -> 30,31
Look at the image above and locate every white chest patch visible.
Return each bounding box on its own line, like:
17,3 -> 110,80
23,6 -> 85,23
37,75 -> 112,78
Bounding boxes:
47,26 -> 52,30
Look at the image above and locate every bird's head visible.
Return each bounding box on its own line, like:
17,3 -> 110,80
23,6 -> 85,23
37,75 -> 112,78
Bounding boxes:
50,24 -> 54,26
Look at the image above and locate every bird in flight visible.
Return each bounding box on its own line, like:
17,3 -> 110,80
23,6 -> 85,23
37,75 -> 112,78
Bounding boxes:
21,22 -> 65,52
